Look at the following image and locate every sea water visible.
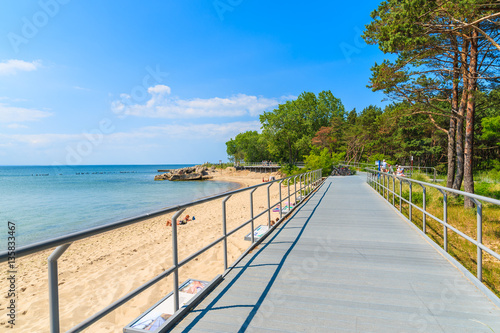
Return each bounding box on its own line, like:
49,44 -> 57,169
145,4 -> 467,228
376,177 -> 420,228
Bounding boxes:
0,165 -> 239,248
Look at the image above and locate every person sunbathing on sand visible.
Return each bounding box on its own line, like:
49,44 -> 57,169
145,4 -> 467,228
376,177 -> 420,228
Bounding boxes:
166,219 -> 187,226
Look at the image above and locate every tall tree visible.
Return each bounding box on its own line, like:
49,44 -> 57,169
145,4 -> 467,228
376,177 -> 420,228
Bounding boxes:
364,0 -> 500,206
260,91 -> 345,163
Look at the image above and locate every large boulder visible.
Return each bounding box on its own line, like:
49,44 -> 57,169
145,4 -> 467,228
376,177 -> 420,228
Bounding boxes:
155,165 -> 212,181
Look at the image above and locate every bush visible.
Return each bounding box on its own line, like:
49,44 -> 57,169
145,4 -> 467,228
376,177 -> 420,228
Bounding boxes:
412,172 -> 429,182
475,182 -> 500,200
478,169 -> 500,183
280,164 -> 300,177
304,148 -> 333,177
435,163 -> 447,174
402,190 -> 431,206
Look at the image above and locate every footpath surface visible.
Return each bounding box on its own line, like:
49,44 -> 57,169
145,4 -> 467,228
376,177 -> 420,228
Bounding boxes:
171,176 -> 500,332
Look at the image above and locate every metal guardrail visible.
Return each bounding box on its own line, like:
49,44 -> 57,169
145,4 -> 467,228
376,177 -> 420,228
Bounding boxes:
235,162 -> 280,167
0,169 -> 322,332
365,168 -> 500,284
235,161 -> 306,168
399,165 -> 438,182
342,162 -> 438,182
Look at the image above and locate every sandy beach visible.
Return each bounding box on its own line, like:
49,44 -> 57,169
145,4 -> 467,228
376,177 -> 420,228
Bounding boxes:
0,168 -> 301,332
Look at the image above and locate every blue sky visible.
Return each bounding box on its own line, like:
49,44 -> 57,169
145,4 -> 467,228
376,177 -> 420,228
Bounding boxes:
0,0 -> 388,165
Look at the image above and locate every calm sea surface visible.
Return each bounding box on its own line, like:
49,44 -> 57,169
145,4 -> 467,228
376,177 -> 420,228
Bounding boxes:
0,165 -> 239,248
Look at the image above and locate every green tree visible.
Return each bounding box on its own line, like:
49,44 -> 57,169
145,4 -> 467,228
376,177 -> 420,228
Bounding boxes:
363,0 -> 500,207
304,148 -> 334,177
260,91 -> 345,163
225,131 -> 271,162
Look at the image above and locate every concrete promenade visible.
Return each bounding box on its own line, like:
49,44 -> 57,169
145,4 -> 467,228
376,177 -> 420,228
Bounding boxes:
171,176 -> 500,332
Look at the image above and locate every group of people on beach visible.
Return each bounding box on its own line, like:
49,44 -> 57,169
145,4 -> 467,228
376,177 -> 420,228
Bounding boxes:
381,160 -> 406,177
165,214 -> 195,226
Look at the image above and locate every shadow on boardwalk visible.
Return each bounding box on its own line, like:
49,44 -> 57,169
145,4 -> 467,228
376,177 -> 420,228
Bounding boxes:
172,176 -> 500,333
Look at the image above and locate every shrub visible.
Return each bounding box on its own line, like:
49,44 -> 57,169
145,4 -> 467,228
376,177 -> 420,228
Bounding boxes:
304,148 -> 333,177
402,189 -> 431,206
412,172 -> 429,182
475,182 -> 500,200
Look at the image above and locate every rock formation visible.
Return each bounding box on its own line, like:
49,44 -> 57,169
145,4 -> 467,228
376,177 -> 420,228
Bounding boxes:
154,165 -> 214,181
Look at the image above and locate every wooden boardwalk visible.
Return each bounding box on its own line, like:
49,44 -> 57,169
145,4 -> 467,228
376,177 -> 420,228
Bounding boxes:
171,176 -> 500,332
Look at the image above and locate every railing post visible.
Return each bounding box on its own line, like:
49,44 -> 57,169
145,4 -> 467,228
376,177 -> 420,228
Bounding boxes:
386,174 -> 389,201
279,180 -> 283,220
305,172 -> 311,194
399,178 -> 402,212
49,243 -> 72,333
250,188 -> 257,244
384,174 -> 389,201
287,178 -> 291,207
294,176 -> 298,204
420,184 -> 426,233
392,177 -> 395,206
222,195 -> 232,270
473,198 -> 483,281
438,189 -> 448,252
172,208 -> 185,312
267,183 -> 273,227
377,172 -> 381,194
409,181 -> 412,222
306,171 -> 311,194
298,174 -> 302,199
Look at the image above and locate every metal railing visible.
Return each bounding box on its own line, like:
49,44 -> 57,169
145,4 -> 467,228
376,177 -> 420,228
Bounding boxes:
365,168 -> 500,284
399,165 -> 438,182
235,162 -> 281,167
235,161 -> 305,168
342,161 -> 438,182
0,169 -> 322,333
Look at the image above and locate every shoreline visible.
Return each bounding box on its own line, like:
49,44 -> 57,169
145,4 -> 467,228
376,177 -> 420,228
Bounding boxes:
0,168 -> 284,332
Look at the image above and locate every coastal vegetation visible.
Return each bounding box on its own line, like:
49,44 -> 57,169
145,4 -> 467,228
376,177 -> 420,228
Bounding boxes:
226,1 -> 500,202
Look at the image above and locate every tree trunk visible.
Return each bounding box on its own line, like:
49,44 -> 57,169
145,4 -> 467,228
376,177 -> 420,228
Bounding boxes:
446,120 -> 456,187
452,38 -> 469,191
447,40 -> 460,188
464,30 -> 478,208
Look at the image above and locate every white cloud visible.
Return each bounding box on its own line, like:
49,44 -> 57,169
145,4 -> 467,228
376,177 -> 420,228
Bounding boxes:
0,133 -> 80,147
73,86 -> 91,91
0,121 -> 260,148
0,121 -> 261,164
0,104 -> 53,123
0,59 -> 41,75
112,85 -> 287,119
7,123 -> 29,129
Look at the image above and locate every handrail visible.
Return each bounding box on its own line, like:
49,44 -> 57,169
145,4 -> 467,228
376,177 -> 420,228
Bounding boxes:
366,168 -> 500,206
236,162 -> 280,167
365,168 -> 500,287
5,168 -> 322,332
341,161 -> 438,181
234,161 -> 305,168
